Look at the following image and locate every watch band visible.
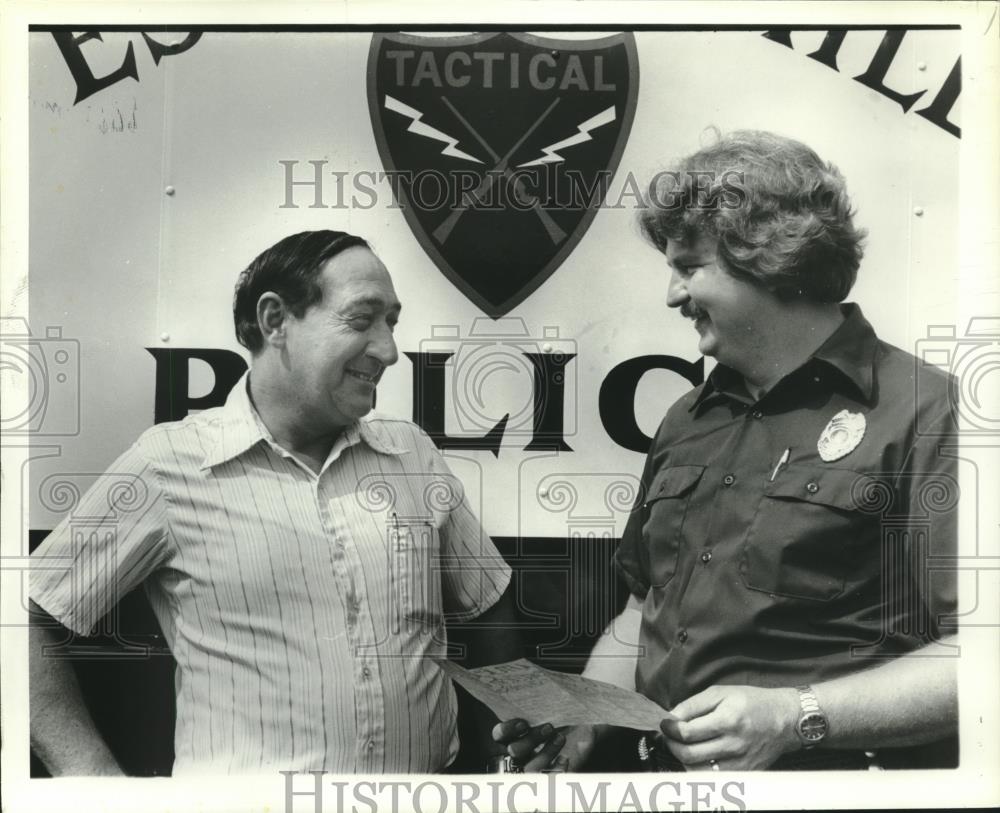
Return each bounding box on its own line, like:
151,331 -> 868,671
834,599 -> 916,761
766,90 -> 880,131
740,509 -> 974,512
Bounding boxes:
795,684 -> 828,749
797,685 -> 821,714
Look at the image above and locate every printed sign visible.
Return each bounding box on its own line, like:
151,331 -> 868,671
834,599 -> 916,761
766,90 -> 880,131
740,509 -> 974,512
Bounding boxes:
368,32 -> 638,316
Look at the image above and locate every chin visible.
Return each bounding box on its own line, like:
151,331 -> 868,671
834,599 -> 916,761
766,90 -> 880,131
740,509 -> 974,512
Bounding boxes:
333,400 -> 372,423
697,337 -> 719,357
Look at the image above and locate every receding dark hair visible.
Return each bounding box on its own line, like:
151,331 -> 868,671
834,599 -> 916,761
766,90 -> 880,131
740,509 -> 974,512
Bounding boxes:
233,230 -> 370,353
639,130 -> 867,302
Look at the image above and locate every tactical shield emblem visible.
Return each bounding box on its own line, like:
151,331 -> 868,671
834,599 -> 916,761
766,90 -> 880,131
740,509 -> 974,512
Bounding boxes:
368,32 -> 638,317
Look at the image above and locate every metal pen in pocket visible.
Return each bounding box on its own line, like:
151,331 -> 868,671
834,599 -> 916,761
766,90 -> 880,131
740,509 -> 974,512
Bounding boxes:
769,448 -> 791,482
389,512 -> 405,633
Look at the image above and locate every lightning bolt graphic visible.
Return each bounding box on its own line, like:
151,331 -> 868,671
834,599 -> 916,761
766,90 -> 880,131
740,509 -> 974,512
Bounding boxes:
384,95 -> 484,164
516,106 -> 617,168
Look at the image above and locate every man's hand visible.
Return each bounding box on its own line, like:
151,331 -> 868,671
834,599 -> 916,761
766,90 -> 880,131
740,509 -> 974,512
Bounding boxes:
491,719 -> 599,772
659,685 -> 801,770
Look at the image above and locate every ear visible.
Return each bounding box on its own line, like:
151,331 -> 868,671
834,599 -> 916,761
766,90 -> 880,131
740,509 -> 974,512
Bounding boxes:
256,292 -> 289,349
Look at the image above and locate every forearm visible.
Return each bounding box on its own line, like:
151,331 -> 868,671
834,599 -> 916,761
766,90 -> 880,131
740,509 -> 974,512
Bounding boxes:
812,636 -> 958,750
29,601 -> 124,776
581,594 -> 642,690
491,594 -> 645,771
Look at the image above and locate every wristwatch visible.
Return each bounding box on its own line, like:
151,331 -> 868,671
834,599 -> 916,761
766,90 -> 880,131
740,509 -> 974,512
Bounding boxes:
794,685 -> 828,748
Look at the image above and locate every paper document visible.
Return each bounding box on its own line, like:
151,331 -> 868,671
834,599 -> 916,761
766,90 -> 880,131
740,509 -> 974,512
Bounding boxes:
437,658 -> 674,729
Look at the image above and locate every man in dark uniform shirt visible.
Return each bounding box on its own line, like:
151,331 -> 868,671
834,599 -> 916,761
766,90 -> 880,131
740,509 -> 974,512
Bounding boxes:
495,130 -> 959,771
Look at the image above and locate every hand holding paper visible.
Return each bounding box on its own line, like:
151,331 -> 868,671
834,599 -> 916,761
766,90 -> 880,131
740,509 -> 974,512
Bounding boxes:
437,658 -> 674,729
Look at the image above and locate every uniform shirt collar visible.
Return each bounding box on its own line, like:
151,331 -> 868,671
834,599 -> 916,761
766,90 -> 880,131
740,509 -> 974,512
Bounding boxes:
810,302 -> 878,402
690,303 -> 878,413
201,371 -> 406,469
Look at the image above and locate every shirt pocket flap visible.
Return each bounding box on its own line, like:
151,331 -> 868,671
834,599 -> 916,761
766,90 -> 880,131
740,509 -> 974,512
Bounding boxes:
766,465 -> 880,512
647,464 -> 706,503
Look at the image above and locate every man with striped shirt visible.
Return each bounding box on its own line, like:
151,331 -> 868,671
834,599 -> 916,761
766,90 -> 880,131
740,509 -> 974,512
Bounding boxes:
29,230 -> 519,775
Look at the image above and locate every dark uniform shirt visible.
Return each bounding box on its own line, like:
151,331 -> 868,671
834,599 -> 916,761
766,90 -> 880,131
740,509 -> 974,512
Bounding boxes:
615,304 -> 958,710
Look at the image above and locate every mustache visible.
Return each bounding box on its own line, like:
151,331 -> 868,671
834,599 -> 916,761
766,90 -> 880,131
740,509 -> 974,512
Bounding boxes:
680,303 -> 707,321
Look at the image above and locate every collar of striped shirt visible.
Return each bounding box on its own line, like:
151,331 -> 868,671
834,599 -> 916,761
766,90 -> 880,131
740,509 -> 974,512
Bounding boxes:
199,371 -> 408,470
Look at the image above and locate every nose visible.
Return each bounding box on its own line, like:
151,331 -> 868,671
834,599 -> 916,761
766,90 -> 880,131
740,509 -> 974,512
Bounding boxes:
369,322 -> 399,367
665,268 -> 689,309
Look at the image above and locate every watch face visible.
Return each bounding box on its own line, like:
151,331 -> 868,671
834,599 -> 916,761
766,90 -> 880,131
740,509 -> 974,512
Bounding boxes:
799,712 -> 828,742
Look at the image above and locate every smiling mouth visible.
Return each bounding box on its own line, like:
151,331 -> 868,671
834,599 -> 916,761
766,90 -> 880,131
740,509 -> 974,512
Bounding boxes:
681,304 -> 709,329
347,369 -> 380,384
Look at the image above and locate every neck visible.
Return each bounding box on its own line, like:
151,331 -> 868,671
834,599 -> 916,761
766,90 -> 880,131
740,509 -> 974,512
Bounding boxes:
738,302 -> 845,399
247,358 -> 343,467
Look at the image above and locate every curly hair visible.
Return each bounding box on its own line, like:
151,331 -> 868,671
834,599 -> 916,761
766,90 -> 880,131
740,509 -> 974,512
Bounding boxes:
233,230 -> 370,354
639,130 -> 867,302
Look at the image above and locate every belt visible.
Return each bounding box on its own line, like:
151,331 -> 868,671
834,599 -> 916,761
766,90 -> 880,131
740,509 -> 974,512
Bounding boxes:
637,733 -> 879,771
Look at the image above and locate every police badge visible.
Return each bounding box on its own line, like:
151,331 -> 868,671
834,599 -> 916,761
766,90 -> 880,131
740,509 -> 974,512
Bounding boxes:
817,409 -> 867,462
367,32 -> 638,317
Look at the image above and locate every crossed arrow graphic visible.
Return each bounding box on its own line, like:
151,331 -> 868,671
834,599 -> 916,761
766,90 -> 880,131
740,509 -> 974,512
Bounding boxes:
432,97 -> 567,246
384,94 -> 619,247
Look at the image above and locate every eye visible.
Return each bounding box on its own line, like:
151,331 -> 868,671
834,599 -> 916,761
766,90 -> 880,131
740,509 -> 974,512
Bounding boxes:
348,315 -> 374,330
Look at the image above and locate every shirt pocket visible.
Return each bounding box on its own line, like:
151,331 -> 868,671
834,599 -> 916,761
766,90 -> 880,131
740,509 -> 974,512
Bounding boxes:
643,464 -> 706,587
741,465 -> 873,601
390,520 -> 443,632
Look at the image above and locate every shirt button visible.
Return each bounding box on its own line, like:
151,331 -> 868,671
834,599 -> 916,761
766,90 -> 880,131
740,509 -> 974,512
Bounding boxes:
752,409 -> 763,419
722,474 -> 736,486
367,740 -> 375,751
362,666 -> 371,678
700,551 -> 712,564
677,629 -> 688,643
806,482 -> 820,494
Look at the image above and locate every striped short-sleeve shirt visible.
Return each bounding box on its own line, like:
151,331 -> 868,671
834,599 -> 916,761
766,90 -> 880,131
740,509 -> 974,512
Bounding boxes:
30,373 -> 511,774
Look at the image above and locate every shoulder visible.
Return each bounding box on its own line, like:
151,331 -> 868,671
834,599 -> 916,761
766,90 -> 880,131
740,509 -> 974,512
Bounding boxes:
360,413 -> 464,498
131,406 -> 230,466
361,412 -> 438,455
872,336 -> 955,419
673,383 -> 707,414
651,383 -> 705,442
